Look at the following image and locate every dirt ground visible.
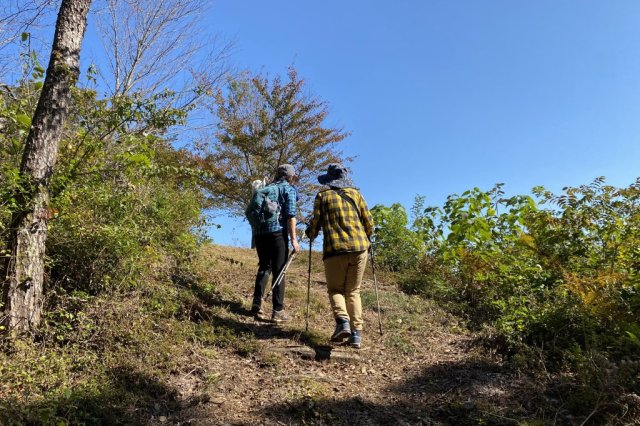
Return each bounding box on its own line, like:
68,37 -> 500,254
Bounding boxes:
163,245 -> 553,426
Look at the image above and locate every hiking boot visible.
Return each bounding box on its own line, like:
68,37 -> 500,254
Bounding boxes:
251,304 -> 265,320
331,317 -> 351,342
349,329 -> 361,349
271,310 -> 291,323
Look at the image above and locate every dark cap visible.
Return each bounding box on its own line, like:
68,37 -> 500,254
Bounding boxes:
276,164 -> 296,179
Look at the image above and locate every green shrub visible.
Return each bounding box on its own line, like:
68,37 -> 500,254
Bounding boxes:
374,179 -> 640,418
371,203 -> 424,272
1,81 -> 207,295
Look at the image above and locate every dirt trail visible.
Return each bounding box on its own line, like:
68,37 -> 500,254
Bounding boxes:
170,245 -> 545,425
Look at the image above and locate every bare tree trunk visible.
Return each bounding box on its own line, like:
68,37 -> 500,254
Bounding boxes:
2,0 -> 92,334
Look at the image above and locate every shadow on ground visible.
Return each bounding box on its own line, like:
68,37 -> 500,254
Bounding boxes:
259,358 -> 565,426
0,366 -> 181,425
174,269 -> 322,345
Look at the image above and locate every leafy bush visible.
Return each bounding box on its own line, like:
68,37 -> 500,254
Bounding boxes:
1,75 -> 207,298
370,203 -> 424,272
374,179 -> 640,418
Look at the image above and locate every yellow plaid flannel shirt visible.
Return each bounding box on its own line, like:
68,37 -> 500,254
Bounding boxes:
306,188 -> 374,259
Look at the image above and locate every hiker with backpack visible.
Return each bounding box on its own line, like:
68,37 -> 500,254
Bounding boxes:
305,163 -> 374,348
245,164 -> 301,322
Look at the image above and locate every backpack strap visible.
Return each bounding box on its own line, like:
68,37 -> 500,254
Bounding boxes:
334,189 -> 373,245
334,189 -> 363,224
274,180 -> 286,209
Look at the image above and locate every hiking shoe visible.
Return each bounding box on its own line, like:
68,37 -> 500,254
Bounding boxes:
349,330 -> 361,349
331,317 -> 351,342
271,310 -> 291,323
251,304 -> 265,320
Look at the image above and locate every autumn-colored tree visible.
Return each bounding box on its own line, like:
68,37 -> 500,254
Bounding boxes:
195,67 -> 351,216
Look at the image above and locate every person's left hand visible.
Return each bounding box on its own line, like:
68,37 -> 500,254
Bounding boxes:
292,239 -> 301,253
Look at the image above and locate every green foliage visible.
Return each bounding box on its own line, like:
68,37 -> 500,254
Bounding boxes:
1,50 -> 207,297
371,203 -> 423,272
0,45 -> 45,230
374,179 -> 640,416
46,90 -> 203,293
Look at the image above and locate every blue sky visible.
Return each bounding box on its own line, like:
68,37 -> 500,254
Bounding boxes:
201,1 -> 640,246
10,1 -> 638,247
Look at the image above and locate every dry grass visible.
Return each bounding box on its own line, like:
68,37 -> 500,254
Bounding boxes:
0,243 -> 609,425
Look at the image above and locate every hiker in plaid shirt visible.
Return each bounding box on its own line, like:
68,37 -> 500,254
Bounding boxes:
306,163 -> 373,348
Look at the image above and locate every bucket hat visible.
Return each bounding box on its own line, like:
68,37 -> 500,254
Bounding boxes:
318,163 -> 355,189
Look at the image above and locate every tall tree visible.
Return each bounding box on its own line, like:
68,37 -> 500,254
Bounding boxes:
94,0 -> 230,98
2,0 -> 92,333
196,67 -> 351,216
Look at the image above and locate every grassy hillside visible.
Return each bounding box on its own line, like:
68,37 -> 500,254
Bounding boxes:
0,244 -> 636,425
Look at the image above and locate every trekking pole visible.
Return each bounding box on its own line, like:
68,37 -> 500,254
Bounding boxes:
264,251 -> 296,301
305,239 -> 313,332
369,242 -> 383,335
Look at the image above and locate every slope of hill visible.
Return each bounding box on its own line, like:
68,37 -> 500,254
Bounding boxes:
0,244 -> 576,425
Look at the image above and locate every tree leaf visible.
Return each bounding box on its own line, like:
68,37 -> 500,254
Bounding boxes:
16,113 -> 32,128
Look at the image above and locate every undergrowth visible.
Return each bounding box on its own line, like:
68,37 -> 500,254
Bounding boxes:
0,255 -> 261,425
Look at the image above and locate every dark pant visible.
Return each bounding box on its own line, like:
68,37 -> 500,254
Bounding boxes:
253,231 -> 288,312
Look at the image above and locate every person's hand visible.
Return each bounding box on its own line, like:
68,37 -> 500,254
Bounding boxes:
292,239 -> 301,253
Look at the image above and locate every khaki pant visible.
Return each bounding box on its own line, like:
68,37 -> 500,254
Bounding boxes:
323,250 -> 368,331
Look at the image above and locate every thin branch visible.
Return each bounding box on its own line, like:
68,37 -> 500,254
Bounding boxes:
94,0 -> 226,97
